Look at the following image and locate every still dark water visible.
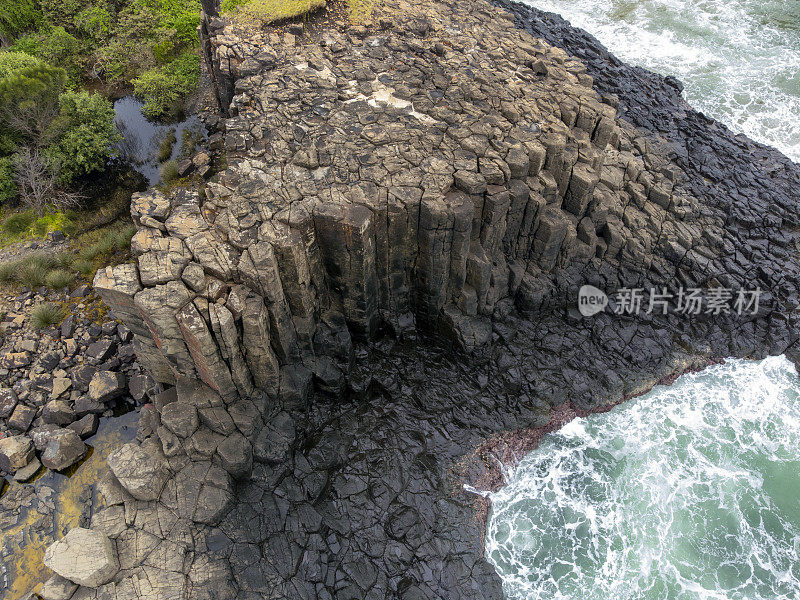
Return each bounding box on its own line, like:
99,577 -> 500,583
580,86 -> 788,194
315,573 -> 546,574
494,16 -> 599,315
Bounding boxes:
113,97 -> 204,185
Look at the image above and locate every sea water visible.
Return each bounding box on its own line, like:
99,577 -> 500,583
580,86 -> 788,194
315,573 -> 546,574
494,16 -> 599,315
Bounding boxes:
485,356 -> 800,599
519,0 -> 800,163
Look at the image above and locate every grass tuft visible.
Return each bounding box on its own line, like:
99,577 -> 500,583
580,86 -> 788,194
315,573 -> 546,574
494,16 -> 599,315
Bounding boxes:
157,129 -> 178,163
72,259 -> 94,276
0,262 -> 16,284
30,302 -> 64,330
45,269 -> 74,290
15,254 -> 56,289
160,160 -> 180,186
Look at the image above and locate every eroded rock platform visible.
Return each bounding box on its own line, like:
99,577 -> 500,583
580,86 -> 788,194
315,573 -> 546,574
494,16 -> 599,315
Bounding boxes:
35,0 -> 800,598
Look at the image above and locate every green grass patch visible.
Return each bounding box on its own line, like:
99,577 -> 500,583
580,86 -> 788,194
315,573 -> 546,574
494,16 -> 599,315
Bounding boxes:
221,0 -> 326,25
0,209 -> 77,248
221,0 -> 375,27
72,258 -> 94,276
160,160 -> 180,185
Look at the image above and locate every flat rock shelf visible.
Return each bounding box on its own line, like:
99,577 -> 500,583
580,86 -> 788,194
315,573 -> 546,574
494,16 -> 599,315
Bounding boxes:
22,0 -> 800,598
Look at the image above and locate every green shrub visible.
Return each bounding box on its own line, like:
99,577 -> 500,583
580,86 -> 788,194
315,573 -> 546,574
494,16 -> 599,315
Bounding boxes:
45,268 -> 73,289
2,210 -> 36,234
157,128 -> 177,162
44,90 -> 121,183
76,5 -> 111,42
72,258 -> 94,276
10,26 -> 84,83
30,301 -> 63,329
0,0 -> 42,39
0,51 -> 44,79
132,52 -> 199,119
160,160 -> 179,185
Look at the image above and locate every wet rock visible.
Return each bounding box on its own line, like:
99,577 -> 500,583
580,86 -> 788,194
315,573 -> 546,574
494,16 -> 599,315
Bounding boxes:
128,373 -> 156,402
13,456 -> 41,482
43,527 -> 119,587
107,442 -> 170,501
0,435 -> 35,473
216,432 -> 253,479
198,406 -> 236,435
278,364 -> 313,409
86,340 -> 116,361
174,461 -> 234,524
68,414 -> 99,439
41,429 -> 87,471
253,411 -> 295,464
51,377 -> 72,399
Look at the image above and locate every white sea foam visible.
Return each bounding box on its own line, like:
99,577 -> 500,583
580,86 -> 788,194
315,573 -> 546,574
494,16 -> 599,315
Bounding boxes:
486,356 -> 800,599
521,0 -> 800,163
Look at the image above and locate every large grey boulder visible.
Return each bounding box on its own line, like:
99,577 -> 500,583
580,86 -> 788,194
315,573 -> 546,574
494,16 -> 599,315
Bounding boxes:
0,435 -> 34,473
107,442 -> 170,501
43,528 -> 119,587
40,429 -> 87,471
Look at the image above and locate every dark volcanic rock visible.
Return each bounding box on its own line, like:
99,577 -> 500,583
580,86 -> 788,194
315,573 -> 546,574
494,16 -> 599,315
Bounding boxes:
67,0 -> 800,598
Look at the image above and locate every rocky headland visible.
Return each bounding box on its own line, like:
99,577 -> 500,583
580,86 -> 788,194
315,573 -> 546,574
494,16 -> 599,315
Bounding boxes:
2,0 -> 798,597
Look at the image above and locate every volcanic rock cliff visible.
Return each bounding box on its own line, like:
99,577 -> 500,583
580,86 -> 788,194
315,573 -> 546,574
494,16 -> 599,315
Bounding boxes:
39,0 -> 800,597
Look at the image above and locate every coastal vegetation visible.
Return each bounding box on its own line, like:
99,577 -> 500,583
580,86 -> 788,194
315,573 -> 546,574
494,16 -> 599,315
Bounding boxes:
221,0 -> 375,25
0,0 -> 203,256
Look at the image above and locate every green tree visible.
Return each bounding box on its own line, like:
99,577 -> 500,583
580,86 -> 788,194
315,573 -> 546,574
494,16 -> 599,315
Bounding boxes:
0,0 -> 41,43
0,51 -> 43,79
44,91 -> 120,183
0,63 -> 67,147
10,25 -> 85,82
132,51 -> 198,119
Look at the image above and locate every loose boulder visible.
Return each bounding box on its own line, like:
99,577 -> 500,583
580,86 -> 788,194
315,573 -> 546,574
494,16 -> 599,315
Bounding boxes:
43,527 -> 119,587
88,371 -> 127,403
40,429 -> 87,471
107,442 -> 170,501
0,435 -> 35,473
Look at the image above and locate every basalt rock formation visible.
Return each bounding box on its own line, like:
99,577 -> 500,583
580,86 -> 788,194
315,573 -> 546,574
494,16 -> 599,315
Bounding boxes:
43,0 -> 800,598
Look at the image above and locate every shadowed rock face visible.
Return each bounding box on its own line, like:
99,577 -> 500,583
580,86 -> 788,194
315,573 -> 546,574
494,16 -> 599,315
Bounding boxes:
66,0 -> 800,598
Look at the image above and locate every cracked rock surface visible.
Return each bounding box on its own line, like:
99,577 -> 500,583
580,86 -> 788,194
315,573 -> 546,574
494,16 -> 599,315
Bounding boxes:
34,0 -> 800,598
